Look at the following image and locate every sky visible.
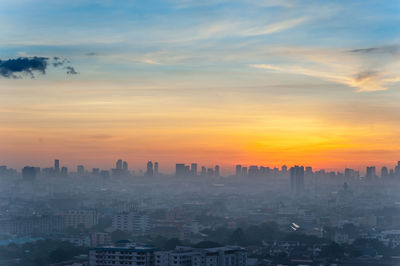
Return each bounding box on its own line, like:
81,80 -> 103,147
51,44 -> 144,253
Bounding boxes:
1,0 -> 400,173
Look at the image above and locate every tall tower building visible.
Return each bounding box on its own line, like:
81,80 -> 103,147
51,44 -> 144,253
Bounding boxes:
54,159 -> 60,173
123,161 -> 128,172
235,165 -> 242,177
146,161 -> 153,177
201,166 -> 206,176
241,167 -> 248,177
290,165 -> 304,196
215,165 -> 220,177
154,162 -> 159,176
176,164 -> 186,177
116,159 -> 123,170
77,165 -> 85,176
191,163 -> 197,176
381,166 -> 388,178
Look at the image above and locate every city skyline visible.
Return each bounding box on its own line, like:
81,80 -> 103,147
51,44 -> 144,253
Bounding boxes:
7,158 -> 400,177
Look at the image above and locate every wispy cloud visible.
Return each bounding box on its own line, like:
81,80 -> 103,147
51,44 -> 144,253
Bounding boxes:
241,17 -> 307,36
249,45 -> 400,92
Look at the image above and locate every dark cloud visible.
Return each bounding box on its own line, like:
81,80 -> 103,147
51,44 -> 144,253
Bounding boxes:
65,66 -> 78,75
347,45 -> 399,54
52,56 -> 69,67
0,57 -> 48,78
0,56 -> 78,78
355,71 -> 377,82
85,52 -> 98,56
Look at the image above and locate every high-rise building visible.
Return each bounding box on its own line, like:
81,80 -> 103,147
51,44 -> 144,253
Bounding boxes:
201,166 -> 206,176
122,161 -> 128,172
92,168 -> 99,176
175,164 -> 186,177
191,163 -> 197,176
54,159 -> 60,173
305,166 -> 313,177
22,166 -> 37,180
215,165 -> 220,177
235,165 -> 242,176
366,166 -> 376,179
290,165 -> 304,196
395,161 -> 400,177
281,165 -> 287,173
381,167 -> 388,178
116,159 -> 123,170
146,161 -> 153,177
154,162 -> 159,176
77,165 -> 85,176
248,166 -> 258,177
61,166 -> 68,177
242,166 -> 248,177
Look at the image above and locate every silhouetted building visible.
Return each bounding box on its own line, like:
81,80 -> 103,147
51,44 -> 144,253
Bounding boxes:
116,159 -> 123,170
242,166 -> 248,177
54,159 -> 60,173
366,166 -> 376,179
290,165 -> 304,196
305,166 -> 313,177
236,165 -> 242,176
77,165 -> 85,176
381,166 -> 389,178
176,164 -> 186,177
146,161 -> 154,177
215,165 -> 220,177
191,163 -> 197,176
92,168 -> 99,176
61,166 -> 68,177
281,165 -> 287,173
22,166 -> 37,180
248,165 -> 258,177
123,161 -> 128,172
154,162 -> 159,176
201,166 -> 206,176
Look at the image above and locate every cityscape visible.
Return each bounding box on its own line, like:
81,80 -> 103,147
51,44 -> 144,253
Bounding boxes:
0,159 -> 400,265
2,0 -> 400,266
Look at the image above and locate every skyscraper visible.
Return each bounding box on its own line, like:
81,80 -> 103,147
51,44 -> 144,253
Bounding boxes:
381,166 -> 388,178
146,161 -> 153,177
176,164 -> 186,177
123,161 -> 128,172
366,166 -> 376,179
54,159 -> 60,173
191,163 -> 197,176
215,165 -> 220,177
201,166 -> 206,176
61,166 -> 68,177
22,166 -> 37,180
77,165 -> 85,176
116,159 -> 123,170
235,165 -> 242,177
154,162 -> 159,176
290,165 -> 304,196
242,167 -> 248,177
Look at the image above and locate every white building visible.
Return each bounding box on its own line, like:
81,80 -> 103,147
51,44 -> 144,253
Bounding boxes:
378,230 -> 400,247
112,212 -> 149,235
155,246 -> 247,266
89,242 -> 156,266
57,210 -> 99,229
